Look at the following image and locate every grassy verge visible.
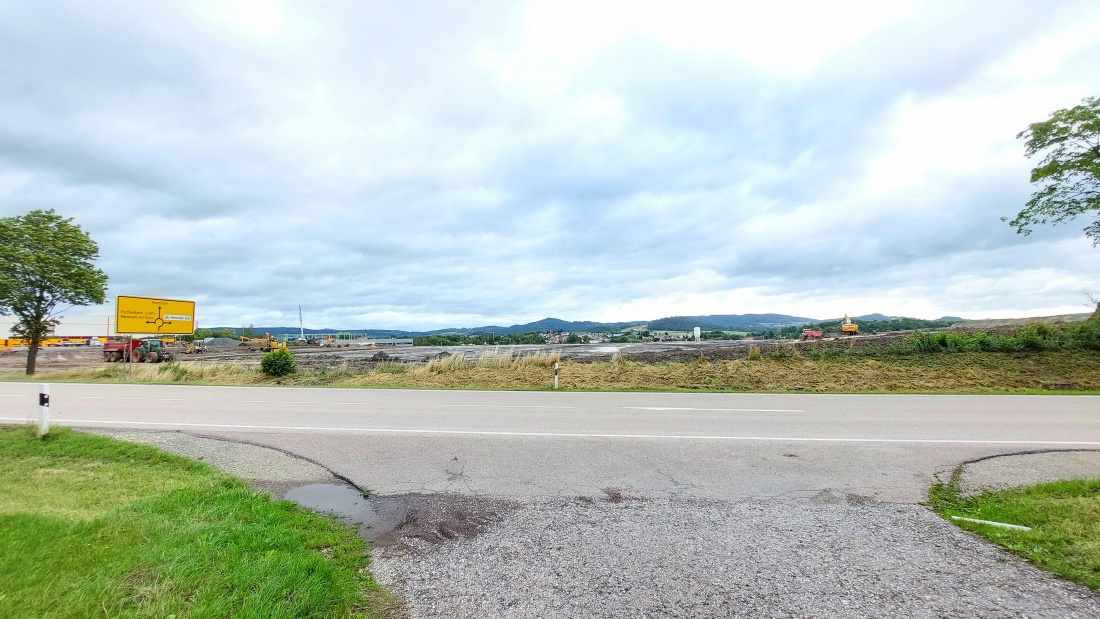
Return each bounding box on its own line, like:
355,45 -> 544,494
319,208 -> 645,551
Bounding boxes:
930,469 -> 1100,589
0,426 -> 391,618
11,349 -> 1100,393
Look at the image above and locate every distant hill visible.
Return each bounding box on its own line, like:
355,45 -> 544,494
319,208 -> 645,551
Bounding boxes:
648,313 -> 816,331
213,318 -> 646,338
210,312 -> 961,337
853,313 -> 900,321
823,314 -> 966,324
420,318 -> 646,335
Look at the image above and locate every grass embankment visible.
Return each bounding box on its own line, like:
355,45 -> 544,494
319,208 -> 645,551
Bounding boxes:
23,349 -> 1100,392
930,471 -> 1100,589
0,427 -> 389,618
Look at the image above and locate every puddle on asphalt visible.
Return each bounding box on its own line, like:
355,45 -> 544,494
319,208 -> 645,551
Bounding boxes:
284,483 -> 408,542
284,483 -> 511,550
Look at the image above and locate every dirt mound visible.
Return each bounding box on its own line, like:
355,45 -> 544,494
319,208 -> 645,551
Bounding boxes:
204,337 -> 242,347
952,313 -> 1092,330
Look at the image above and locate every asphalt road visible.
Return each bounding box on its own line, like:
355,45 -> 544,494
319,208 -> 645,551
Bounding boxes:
2,382 -> 1098,502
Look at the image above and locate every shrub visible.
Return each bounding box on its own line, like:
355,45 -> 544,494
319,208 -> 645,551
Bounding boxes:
260,348 -> 296,376
1015,324 -> 1051,351
1067,315 -> 1100,350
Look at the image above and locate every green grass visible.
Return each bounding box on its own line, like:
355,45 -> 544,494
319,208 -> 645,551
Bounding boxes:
930,469 -> 1100,589
0,426 -> 390,618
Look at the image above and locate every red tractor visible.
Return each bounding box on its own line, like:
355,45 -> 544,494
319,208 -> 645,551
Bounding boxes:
103,338 -> 172,363
800,329 -> 823,341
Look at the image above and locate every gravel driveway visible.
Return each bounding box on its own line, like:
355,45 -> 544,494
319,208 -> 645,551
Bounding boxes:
372,493 -> 1100,618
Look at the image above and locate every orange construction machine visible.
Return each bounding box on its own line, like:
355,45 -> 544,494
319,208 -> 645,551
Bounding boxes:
841,315 -> 859,335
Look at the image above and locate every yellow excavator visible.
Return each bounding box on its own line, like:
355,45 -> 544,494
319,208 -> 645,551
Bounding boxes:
262,334 -> 287,353
841,315 -> 859,335
240,333 -> 286,352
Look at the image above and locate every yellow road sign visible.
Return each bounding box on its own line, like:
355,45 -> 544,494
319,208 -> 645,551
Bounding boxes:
116,296 -> 196,335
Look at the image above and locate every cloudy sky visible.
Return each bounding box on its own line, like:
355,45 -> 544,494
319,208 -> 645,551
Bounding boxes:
2,0 -> 1099,333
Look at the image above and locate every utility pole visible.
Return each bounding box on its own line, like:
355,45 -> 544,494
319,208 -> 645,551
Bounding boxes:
299,305 -> 305,340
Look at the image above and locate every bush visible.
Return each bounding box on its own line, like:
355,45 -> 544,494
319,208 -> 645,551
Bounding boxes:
260,348 -> 296,376
886,324 -> 1076,355
1068,319 -> 1100,350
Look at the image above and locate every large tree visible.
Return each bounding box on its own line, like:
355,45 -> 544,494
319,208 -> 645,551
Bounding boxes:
0,210 -> 108,375
1007,96 -> 1100,245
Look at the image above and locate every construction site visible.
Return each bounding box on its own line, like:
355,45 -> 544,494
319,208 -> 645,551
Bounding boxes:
1,311 -> 1095,379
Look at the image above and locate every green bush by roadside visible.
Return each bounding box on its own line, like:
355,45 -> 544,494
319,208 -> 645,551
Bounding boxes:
261,348 -> 296,376
885,318 -> 1100,355
1068,310 -> 1100,350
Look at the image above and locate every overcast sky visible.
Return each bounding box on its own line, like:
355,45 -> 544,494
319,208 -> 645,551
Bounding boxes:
2,0 -> 1099,333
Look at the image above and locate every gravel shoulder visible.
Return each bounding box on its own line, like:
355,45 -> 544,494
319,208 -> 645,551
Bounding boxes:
959,449 -> 1100,497
372,493 -> 1100,619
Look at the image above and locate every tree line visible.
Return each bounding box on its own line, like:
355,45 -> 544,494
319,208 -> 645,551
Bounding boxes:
413,332 -> 550,346
753,318 -> 957,340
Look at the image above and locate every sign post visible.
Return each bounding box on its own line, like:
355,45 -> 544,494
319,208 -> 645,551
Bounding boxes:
37,384 -> 50,436
116,296 -> 196,378
115,296 -> 197,336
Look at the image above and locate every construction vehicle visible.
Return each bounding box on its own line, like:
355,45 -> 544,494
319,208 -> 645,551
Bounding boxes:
240,333 -> 286,352
103,338 -> 173,362
181,339 -> 208,354
800,329 -> 823,340
261,334 -> 286,353
103,339 -> 141,362
841,315 -> 859,335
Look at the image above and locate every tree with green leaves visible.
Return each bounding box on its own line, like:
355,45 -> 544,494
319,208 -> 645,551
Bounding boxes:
0,210 -> 108,375
1007,96 -> 1100,245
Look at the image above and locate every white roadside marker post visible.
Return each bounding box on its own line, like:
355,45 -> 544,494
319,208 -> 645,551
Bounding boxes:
37,383 -> 50,436
554,362 -> 560,390
950,516 -> 1032,531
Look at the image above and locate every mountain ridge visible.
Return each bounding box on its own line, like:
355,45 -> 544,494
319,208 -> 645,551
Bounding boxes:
208,313 -> 964,337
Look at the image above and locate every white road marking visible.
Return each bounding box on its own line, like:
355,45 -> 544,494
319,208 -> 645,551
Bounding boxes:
76,396 -> 183,401
2,381 -> 1098,399
625,407 -> 805,412
445,405 -> 575,409
3,417 -> 1098,445
237,400 -> 346,405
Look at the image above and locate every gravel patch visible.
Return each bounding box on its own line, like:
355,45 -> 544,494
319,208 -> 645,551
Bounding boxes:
85,429 -> 339,495
372,495 -> 1100,619
959,450 -> 1100,497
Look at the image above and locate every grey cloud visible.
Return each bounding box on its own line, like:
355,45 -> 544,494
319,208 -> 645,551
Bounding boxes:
1,0 -> 1098,330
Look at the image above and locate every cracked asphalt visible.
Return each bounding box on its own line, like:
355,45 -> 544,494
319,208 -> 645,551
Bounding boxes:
3,383 -> 1099,616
